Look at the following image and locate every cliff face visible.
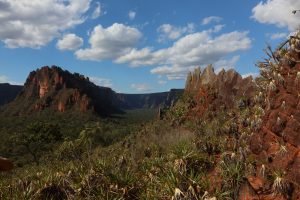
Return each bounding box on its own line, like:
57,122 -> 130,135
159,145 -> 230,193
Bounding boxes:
0,66 -> 183,116
184,65 -> 255,118
113,89 -> 183,109
0,83 -> 22,105
3,66 -> 116,116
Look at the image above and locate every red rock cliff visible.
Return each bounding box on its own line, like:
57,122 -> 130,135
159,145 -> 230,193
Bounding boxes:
10,66 -> 115,116
184,65 -> 255,118
247,31 -> 300,199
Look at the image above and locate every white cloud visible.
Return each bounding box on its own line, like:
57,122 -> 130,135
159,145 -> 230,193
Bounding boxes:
75,23 -> 142,61
0,75 -> 9,83
214,55 -> 240,73
91,2 -> 102,19
128,11 -> 136,20
74,22 -> 250,81
118,30 -> 251,80
242,72 -> 259,78
115,47 -> 155,66
0,0 -> 91,48
157,23 -> 195,42
210,24 -> 225,33
131,83 -> 152,92
56,34 -> 83,51
151,55 -> 239,81
158,80 -> 167,85
201,16 -> 222,25
270,32 -> 288,40
151,65 -> 195,80
252,0 -> 300,31
89,77 -> 112,88
0,75 -> 21,85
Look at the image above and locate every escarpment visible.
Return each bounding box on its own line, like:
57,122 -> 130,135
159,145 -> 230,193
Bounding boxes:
1,66 -> 117,116
0,66 -> 183,116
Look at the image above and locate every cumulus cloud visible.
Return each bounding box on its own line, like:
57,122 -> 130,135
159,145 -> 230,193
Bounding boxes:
91,2 -> 102,19
117,30 -> 251,80
128,11 -> 136,20
0,75 -> 10,83
150,65 -> 195,80
75,22 -> 250,80
130,83 -> 152,92
252,0 -> 300,31
242,72 -> 259,78
89,77 -> 113,88
201,16 -> 222,25
157,23 -> 195,42
270,32 -> 288,40
115,47 -> 156,66
214,55 -> 240,73
75,23 -> 142,61
210,24 -> 225,33
56,34 -> 83,51
0,75 -> 21,85
158,80 -> 167,85
0,0 -> 91,48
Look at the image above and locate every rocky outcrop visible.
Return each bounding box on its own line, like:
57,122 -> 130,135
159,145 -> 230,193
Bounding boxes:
2,66 -> 117,116
0,66 -> 183,116
0,83 -> 22,105
247,32 -> 300,199
184,65 -> 255,117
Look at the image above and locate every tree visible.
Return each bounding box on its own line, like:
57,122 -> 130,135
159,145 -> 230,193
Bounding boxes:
15,122 -> 62,165
56,122 -> 105,161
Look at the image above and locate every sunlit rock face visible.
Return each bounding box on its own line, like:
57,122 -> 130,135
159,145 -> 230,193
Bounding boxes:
247,32 -> 300,199
9,65 -> 116,116
0,65 -> 184,116
184,65 -> 256,117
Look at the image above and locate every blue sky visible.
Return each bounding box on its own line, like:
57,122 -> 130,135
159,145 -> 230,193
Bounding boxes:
0,0 -> 299,93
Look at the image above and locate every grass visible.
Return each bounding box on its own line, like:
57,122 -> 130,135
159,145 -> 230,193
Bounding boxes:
0,114 -> 217,199
4,29 -> 300,200
112,108 -> 157,123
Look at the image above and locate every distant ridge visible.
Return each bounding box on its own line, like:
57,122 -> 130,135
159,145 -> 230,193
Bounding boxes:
0,66 -> 183,116
0,66 -> 117,116
0,83 -> 22,105
113,89 -> 183,109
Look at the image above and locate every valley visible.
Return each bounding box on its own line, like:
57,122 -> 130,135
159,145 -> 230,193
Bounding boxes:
2,36 -> 300,198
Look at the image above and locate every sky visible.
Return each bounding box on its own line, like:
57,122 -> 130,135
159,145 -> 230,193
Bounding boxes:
0,0 -> 299,93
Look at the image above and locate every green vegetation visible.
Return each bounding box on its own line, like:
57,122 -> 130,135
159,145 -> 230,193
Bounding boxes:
0,101 -> 254,199
3,31 -> 300,199
0,109 -> 155,167
13,122 -> 62,165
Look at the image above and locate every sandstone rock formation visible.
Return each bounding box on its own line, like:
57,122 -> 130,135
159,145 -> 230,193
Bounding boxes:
0,66 -> 183,116
2,66 -> 117,116
184,65 -> 255,118
247,32 -> 300,199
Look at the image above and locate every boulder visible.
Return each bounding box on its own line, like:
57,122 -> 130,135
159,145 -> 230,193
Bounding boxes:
0,157 -> 13,171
